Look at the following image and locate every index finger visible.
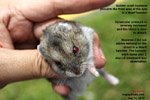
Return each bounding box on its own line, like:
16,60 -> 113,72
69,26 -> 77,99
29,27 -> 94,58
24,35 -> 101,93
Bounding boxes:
53,0 -> 115,14
13,0 -> 115,22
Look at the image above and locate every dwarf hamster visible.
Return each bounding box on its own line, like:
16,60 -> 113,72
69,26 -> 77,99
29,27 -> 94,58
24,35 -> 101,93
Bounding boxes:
37,21 -> 119,100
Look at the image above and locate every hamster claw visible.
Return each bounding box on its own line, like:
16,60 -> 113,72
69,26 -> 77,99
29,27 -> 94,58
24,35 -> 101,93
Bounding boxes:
37,44 -> 42,56
88,65 -> 100,77
37,45 -> 40,51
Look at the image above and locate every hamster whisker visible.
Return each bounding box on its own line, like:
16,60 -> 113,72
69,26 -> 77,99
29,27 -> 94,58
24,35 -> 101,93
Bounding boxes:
80,64 -> 88,68
62,78 -> 67,84
80,62 -> 89,65
56,78 -> 68,85
56,79 -> 62,85
82,65 -> 89,69
79,60 -> 88,64
81,62 -> 89,66
79,57 -> 93,64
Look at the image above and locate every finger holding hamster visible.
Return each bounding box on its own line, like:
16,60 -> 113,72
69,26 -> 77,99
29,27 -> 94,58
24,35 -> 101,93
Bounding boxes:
93,33 -> 106,69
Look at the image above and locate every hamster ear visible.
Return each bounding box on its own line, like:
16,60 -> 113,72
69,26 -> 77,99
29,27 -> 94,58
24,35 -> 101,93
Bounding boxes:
43,28 -> 61,47
37,44 -> 45,58
37,44 -> 50,60
48,36 -> 61,47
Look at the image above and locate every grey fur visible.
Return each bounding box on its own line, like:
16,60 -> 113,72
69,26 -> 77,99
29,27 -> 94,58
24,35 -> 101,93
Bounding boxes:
38,21 -> 119,100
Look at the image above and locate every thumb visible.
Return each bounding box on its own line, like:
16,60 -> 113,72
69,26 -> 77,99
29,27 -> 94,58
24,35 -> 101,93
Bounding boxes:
0,24 -> 14,49
0,48 -> 57,87
93,33 -> 106,68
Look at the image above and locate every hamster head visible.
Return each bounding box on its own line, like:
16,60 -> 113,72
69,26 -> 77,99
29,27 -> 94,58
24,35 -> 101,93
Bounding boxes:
38,21 -> 91,77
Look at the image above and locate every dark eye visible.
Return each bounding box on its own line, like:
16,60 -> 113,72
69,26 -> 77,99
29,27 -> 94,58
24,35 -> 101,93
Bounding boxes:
55,61 -> 61,65
73,46 -> 79,55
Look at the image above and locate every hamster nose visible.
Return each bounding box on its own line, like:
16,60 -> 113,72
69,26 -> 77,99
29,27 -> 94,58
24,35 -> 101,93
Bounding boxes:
73,67 -> 81,75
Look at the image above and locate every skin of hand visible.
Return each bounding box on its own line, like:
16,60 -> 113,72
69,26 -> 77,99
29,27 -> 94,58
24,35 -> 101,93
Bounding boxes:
0,0 -> 115,95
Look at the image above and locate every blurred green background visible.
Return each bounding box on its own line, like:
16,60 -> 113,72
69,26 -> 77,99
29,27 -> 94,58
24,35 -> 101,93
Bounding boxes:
0,0 -> 149,100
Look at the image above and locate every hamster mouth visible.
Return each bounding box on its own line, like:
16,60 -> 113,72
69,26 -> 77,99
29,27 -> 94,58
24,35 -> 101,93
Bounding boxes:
56,67 -> 85,77
73,67 -> 81,75
65,70 -> 83,77
53,67 -> 82,77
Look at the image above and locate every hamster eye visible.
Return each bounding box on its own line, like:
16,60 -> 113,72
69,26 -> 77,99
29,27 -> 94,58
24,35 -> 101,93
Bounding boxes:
73,46 -> 79,55
54,61 -> 61,65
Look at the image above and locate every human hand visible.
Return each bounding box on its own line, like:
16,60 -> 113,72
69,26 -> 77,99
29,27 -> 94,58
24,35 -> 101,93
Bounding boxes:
0,0 -> 115,95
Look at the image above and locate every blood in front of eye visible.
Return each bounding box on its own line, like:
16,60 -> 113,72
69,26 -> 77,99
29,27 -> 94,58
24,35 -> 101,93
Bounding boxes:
73,46 -> 79,55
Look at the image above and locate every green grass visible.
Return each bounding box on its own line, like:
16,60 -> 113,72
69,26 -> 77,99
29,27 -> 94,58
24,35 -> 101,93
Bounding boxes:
0,0 -> 149,100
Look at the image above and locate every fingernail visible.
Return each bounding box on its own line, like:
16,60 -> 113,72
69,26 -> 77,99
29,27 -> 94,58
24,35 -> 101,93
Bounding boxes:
99,48 -> 105,59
